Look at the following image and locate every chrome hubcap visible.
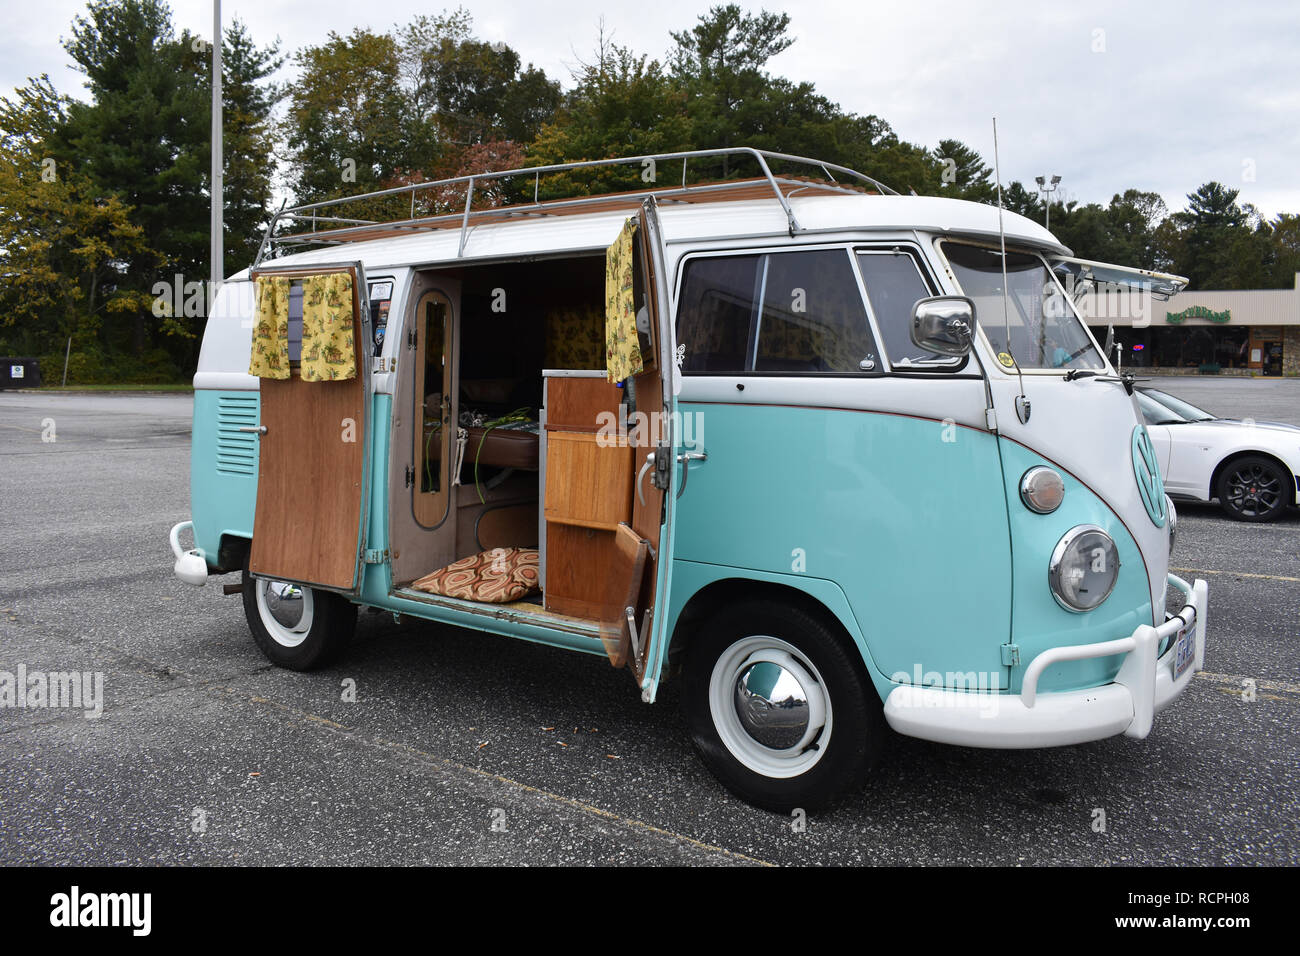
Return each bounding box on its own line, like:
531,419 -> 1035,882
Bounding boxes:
709,636 -> 831,778
255,578 -> 314,647
734,659 -> 814,750
266,581 -> 306,628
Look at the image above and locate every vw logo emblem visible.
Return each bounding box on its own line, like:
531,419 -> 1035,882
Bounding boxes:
1132,425 -> 1167,527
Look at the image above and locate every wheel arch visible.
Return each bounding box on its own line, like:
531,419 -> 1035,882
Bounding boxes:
1210,449 -> 1297,505
664,575 -> 881,697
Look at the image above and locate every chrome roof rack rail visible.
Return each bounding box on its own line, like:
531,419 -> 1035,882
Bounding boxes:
252,147 -> 896,267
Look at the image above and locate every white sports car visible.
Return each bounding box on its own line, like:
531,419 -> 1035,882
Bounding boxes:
1136,386 -> 1300,522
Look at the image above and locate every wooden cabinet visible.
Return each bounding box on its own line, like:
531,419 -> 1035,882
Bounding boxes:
544,432 -> 633,530
542,373 -> 635,618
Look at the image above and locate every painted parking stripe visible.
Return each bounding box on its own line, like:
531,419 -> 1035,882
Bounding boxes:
1197,671 -> 1300,697
1172,566 -> 1300,584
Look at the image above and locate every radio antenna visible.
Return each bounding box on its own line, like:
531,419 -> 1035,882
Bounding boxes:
992,117 -> 1030,424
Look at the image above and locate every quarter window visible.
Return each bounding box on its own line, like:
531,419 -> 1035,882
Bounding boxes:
677,249 -> 880,374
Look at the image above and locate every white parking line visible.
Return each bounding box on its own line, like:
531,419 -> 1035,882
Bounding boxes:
1172,566 -> 1300,584
1197,671 -> 1300,697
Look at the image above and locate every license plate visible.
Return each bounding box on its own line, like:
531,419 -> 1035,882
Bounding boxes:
1173,622 -> 1196,679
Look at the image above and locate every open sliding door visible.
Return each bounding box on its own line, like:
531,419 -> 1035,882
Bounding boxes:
248,261 -> 372,593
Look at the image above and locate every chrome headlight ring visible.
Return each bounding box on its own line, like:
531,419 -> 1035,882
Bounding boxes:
1049,524 -> 1121,613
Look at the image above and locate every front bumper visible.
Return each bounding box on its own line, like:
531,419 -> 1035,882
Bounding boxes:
883,573 -> 1208,748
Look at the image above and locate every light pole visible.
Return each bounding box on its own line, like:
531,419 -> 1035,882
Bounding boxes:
1034,174 -> 1061,231
210,0 -> 223,291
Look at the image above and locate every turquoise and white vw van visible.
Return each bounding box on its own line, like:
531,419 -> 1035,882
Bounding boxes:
169,148 -> 1208,811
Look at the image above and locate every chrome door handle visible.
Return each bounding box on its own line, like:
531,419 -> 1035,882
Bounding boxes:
676,450 -> 707,498
636,452 -> 655,508
238,425 -> 267,435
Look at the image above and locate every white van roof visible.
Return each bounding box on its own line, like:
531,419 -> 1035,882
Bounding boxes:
236,149 -> 1068,279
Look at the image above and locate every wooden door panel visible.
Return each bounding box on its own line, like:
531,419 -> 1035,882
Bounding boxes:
249,264 -> 368,591
250,375 -> 366,589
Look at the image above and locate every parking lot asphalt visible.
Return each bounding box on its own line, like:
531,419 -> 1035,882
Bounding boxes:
0,383 -> 1296,866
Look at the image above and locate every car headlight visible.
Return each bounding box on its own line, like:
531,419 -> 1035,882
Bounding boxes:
1020,466 -> 1065,513
1166,495 -> 1177,552
1049,525 -> 1120,612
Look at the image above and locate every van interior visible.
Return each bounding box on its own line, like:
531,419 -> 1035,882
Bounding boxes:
386,249 -> 659,652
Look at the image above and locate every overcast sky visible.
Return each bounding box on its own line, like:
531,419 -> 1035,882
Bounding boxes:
7,0 -> 1299,219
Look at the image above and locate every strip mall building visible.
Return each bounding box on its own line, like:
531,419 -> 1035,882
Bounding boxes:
1081,273 -> 1300,377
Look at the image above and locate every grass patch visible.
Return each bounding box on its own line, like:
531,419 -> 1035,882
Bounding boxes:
36,383 -> 193,393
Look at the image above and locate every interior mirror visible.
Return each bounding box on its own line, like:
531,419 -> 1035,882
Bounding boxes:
910,296 -> 975,357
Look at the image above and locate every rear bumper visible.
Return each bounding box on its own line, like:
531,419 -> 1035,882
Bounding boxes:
169,519 -> 209,586
883,573 -> 1208,748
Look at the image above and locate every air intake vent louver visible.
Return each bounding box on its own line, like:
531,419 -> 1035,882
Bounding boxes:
216,395 -> 259,476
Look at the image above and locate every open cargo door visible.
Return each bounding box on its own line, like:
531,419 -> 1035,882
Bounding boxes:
598,199 -> 681,702
247,262 -> 372,593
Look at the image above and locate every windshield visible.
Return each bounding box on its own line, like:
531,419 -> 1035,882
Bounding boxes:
1136,391 -> 1187,425
1141,388 -> 1216,422
943,243 -> 1105,371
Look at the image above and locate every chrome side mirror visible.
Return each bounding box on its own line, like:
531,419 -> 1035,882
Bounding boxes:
910,296 -> 975,357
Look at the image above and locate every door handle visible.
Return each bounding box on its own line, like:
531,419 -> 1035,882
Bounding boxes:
676,450 -> 707,498
636,452 -> 655,508
238,425 -> 268,435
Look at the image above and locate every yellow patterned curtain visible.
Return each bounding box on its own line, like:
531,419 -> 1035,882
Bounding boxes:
249,276 -> 291,379
301,273 -> 357,382
605,217 -> 643,383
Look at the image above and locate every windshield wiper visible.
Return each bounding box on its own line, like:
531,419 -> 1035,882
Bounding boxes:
1077,369 -> 1142,394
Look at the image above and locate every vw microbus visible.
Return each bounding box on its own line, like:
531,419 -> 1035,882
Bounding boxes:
169,148 -> 1208,810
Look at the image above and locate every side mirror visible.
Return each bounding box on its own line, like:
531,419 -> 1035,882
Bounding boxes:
910,296 -> 976,357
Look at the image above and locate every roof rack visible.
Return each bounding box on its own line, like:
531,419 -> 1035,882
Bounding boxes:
253,147 -> 896,267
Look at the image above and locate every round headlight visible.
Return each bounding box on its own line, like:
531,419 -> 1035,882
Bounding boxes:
1020,466 -> 1065,514
1166,495 -> 1177,552
1049,525 -> 1120,612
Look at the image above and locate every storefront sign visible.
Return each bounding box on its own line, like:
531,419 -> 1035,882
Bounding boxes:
1166,305 -> 1230,324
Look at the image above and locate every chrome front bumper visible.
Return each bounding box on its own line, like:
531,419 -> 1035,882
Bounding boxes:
883,573 -> 1208,749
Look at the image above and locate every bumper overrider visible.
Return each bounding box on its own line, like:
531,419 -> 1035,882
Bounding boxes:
883,573 -> 1208,748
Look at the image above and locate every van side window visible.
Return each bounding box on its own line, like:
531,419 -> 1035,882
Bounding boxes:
854,250 -> 949,368
676,255 -> 760,372
756,250 -> 876,372
677,250 -> 880,374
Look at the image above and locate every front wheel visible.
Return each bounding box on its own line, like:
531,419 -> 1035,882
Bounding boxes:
242,571 -> 357,670
1216,455 -> 1290,522
681,600 -> 885,812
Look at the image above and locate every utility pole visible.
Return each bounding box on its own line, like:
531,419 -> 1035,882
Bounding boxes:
1034,174 -> 1061,232
210,0 -> 223,293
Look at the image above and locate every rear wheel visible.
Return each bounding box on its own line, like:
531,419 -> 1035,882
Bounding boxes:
681,600 -> 884,812
242,571 -> 357,670
1216,455 -> 1290,522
